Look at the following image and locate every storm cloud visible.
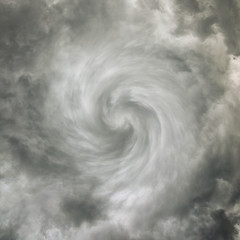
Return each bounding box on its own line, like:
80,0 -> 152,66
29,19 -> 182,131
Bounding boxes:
0,0 -> 240,239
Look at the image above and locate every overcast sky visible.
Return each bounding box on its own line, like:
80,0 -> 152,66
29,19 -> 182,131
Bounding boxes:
0,0 -> 240,240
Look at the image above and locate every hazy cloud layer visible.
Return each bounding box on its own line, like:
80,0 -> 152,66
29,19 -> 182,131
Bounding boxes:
0,0 -> 240,239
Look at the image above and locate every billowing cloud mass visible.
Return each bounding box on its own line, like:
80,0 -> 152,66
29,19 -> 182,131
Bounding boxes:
0,0 -> 240,239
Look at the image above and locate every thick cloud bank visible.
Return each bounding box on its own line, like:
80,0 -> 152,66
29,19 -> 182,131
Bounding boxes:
1,0 -> 240,239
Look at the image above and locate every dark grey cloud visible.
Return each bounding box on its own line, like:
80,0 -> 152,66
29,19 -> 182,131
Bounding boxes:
62,196 -> 105,226
215,0 -> 240,56
176,0 -> 200,13
174,0 -> 240,55
0,1 -> 52,71
201,209 -> 237,240
0,228 -> 17,240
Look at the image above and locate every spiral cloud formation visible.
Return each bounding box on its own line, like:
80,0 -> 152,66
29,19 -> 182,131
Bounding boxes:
1,0 -> 240,239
